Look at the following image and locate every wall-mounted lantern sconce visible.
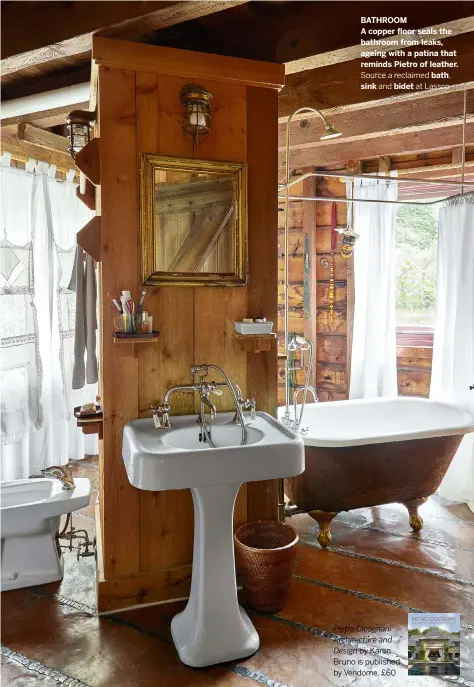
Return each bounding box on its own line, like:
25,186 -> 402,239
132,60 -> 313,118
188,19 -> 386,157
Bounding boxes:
179,83 -> 212,144
66,110 -> 96,159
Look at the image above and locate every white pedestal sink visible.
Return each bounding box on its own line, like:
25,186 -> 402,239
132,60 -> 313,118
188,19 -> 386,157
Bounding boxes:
123,411 -> 304,667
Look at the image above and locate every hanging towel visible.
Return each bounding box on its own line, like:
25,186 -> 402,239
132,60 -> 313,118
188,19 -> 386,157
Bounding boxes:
69,246 -> 98,389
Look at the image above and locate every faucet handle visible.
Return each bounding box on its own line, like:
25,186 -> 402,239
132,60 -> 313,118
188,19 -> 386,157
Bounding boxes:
151,404 -> 171,429
243,398 -> 257,421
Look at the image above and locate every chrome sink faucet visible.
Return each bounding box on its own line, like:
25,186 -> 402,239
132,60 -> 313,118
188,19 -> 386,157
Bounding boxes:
152,364 -> 253,448
41,465 -> 75,490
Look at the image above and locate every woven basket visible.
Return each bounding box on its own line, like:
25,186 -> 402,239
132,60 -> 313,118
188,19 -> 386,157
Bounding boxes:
234,520 -> 298,613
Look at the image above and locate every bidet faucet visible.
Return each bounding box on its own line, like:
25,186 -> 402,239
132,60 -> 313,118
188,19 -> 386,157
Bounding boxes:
41,465 -> 75,490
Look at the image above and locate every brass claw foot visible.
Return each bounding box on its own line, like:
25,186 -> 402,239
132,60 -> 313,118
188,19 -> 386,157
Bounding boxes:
403,497 -> 428,532
309,510 -> 338,548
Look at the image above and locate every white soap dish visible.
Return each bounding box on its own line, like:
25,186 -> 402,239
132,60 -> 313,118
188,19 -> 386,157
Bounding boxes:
234,321 -> 274,335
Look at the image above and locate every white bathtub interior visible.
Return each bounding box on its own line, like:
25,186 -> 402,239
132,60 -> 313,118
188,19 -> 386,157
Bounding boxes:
278,397 -> 474,447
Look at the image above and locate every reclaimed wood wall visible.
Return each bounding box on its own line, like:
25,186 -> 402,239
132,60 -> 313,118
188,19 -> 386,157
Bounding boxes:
277,169 -> 433,404
278,174 -> 350,405
95,37 -> 284,612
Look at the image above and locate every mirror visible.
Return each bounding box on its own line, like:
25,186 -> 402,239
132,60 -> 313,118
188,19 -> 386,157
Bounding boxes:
140,154 -> 247,286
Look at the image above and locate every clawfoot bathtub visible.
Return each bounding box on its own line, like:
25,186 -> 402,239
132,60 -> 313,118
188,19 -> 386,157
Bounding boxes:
279,398 -> 474,548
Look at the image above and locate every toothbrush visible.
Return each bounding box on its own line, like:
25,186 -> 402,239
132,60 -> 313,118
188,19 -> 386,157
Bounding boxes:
111,299 -> 122,313
136,289 -> 146,314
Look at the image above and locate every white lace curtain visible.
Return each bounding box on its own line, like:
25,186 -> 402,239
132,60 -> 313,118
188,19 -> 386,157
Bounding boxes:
349,174 -> 399,398
430,194 -> 474,510
1,156 -> 98,480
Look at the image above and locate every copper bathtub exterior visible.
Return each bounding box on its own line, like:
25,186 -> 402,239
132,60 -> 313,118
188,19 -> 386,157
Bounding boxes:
284,434 -> 463,547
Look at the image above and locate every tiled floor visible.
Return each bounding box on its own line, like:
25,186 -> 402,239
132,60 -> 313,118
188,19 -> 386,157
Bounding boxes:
2,456 -> 474,687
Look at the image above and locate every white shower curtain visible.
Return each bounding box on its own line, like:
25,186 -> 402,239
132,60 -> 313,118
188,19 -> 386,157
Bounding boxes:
1,156 -> 98,480
349,174 -> 399,398
430,195 -> 474,508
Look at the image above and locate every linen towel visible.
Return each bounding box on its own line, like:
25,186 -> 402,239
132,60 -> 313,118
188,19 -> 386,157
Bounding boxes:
69,245 -> 98,389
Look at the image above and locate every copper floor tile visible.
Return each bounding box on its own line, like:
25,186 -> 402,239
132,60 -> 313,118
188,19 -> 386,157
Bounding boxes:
278,578 -> 408,660
289,499 -> 474,554
1,592 -> 255,686
294,520 -> 474,584
330,505 -> 474,553
294,542 -> 474,624
241,614 -> 445,687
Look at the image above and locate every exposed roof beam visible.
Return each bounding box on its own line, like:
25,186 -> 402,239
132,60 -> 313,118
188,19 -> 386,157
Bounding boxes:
285,16 -> 474,74
0,125 -> 77,175
279,32 -> 474,117
1,0 -> 248,75
151,1 -> 474,65
1,83 -> 90,126
281,122 -> 474,169
279,89 -> 474,151
17,123 -> 70,154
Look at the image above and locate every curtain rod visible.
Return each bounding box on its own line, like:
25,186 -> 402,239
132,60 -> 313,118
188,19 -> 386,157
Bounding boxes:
279,170 -> 474,190
277,193 -> 469,206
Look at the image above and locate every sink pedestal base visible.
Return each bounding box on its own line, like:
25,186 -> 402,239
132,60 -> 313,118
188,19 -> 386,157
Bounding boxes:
171,482 -> 259,667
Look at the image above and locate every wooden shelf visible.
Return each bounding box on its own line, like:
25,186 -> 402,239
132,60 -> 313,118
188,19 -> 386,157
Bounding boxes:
234,332 -> 276,353
77,216 -> 101,262
76,178 -> 96,211
75,408 -> 103,440
113,333 -> 160,356
113,334 -> 159,344
75,138 -> 100,185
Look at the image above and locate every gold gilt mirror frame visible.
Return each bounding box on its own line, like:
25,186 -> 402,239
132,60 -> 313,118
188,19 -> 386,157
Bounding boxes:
140,154 -> 248,286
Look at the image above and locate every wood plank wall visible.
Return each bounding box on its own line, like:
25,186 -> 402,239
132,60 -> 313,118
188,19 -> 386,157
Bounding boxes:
277,170 -> 433,405
97,41 -> 282,612
278,174 -> 350,405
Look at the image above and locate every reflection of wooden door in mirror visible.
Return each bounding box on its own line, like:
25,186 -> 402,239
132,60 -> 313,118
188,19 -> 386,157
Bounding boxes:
141,155 -> 247,286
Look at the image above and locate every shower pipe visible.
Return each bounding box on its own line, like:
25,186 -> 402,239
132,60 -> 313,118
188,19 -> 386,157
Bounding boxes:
278,97 -> 473,521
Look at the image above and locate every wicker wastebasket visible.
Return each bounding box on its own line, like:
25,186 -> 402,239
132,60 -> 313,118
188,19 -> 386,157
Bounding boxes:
234,520 -> 298,613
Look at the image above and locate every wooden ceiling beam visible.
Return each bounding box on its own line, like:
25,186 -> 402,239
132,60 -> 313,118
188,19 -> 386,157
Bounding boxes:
0,125 -> 77,176
279,32 -> 474,117
285,16 -> 474,74
279,89 -> 474,151
151,1 -> 474,66
17,123 -> 70,154
281,122 -> 474,170
1,0 -> 248,75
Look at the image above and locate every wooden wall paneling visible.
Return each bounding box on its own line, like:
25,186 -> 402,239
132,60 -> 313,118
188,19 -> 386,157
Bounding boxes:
278,227 -> 304,257
193,78 -> 248,525
135,70 -> 195,573
99,66 -> 140,579
278,282 -> 304,307
397,345 -> 433,398
316,200 -> 346,227
316,363 -> 347,394
246,85 -> 279,521
278,202 -> 303,229
197,81 -> 247,163
316,282 -> 346,307
278,255 -> 304,282
315,253 -> 347,281
398,369 -> 432,397
317,335 -> 347,365
316,309 -> 347,336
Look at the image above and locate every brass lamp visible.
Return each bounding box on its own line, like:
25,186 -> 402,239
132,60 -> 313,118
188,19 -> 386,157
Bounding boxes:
179,83 -> 212,144
66,110 -> 96,159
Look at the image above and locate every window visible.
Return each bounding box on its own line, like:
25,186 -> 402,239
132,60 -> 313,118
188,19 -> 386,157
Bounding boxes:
395,201 -> 441,346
